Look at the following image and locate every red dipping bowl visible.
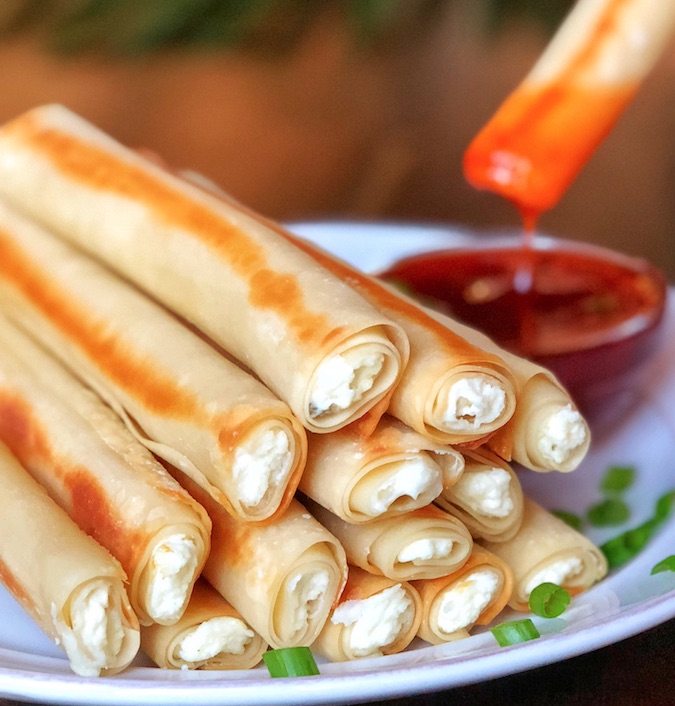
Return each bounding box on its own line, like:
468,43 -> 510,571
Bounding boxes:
380,234 -> 668,425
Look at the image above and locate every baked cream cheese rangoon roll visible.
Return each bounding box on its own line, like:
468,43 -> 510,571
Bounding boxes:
309,502 -> 473,581
273,231 -> 518,446
312,566 -> 422,662
481,497 -> 608,612
0,104 -> 408,434
141,580 -> 267,670
443,316 -> 590,473
0,200 -> 306,522
434,448 -> 524,543
177,174 -> 518,446
182,479 -> 348,650
0,442 -> 140,677
0,316 -> 211,626
300,416 -> 464,524
412,545 -> 513,645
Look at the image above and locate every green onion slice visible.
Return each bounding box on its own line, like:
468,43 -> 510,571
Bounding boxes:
587,497 -> 630,527
601,489 -> 675,569
262,647 -> 320,678
528,582 -> 571,618
651,556 -> 675,575
551,509 -> 583,532
654,490 -> 675,522
600,466 -> 636,494
490,618 -> 540,647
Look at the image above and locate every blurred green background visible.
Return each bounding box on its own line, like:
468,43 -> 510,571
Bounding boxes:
1,0 -> 674,277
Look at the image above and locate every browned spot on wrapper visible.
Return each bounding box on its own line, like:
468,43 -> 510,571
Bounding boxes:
0,556 -> 36,615
0,394 -> 143,571
0,227 -> 202,419
8,115 -> 333,349
63,469 -> 143,571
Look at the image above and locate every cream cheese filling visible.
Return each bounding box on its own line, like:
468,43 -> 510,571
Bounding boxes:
309,352 -> 384,418
397,538 -> 453,564
436,569 -> 500,634
524,557 -> 584,596
442,377 -> 506,431
176,616 -> 254,665
351,457 -> 443,517
233,428 -> 293,509
148,534 -> 199,623
57,583 -> 125,677
283,568 -> 331,638
331,584 -> 414,657
537,404 -> 588,465
450,467 -> 514,518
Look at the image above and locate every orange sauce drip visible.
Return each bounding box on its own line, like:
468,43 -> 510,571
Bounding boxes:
462,0 -> 641,356
464,0 -> 637,223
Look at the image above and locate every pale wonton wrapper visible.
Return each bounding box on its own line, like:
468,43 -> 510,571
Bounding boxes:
0,199 -> 306,523
0,315 -> 211,626
481,497 -> 608,611
141,580 -> 267,670
0,104 -> 408,434
0,441 -> 140,676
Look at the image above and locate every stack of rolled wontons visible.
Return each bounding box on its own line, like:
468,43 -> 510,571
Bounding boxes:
0,105 -> 605,675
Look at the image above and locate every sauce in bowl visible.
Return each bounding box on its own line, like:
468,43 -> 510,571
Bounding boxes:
381,237 -> 667,422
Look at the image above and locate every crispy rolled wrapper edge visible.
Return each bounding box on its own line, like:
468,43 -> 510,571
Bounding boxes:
0,441 -> 140,676
312,566 -> 423,662
141,580 -> 267,670
412,545 -> 514,645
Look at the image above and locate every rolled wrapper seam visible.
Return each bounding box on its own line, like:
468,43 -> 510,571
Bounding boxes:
300,416 -> 463,524
0,315 -> 211,626
428,312 -> 591,473
313,566 -> 422,662
0,200 -> 307,522
481,497 -> 608,611
115,168 -> 516,447
434,447 -> 524,543
261,220 -> 520,445
141,580 -> 267,670
309,501 -> 473,581
412,545 -> 514,645
0,441 -> 140,676
179,478 -> 348,650
0,104 -> 409,434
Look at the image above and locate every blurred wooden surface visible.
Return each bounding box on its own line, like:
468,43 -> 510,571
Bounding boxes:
0,4 -> 673,277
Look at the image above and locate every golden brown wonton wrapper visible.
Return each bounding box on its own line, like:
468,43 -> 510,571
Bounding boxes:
413,544 -> 513,644
0,104 -> 408,434
481,497 -> 608,611
0,199 -> 306,523
313,566 -> 422,661
141,580 -> 267,670
0,441 -> 140,676
308,502 -> 473,581
0,315 -> 211,625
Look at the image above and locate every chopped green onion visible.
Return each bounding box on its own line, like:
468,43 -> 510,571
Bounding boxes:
528,582 -> 571,618
651,556 -> 675,575
490,618 -> 540,647
551,509 -> 583,532
654,490 -> 675,522
601,489 -> 675,569
600,465 -> 636,494
587,497 -> 630,527
262,647 -> 320,678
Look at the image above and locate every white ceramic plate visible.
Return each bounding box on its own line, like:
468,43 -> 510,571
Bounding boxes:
1,221 -> 674,706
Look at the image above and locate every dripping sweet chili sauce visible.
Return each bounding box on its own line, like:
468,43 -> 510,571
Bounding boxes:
382,0 -> 668,411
